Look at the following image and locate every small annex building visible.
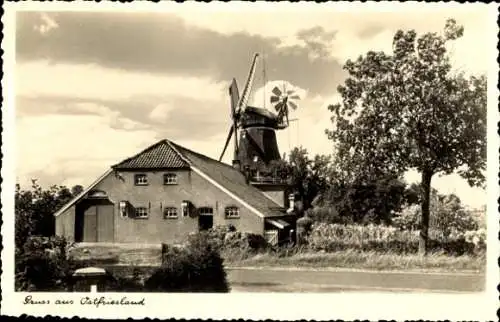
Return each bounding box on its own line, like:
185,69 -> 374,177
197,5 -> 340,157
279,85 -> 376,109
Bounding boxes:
54,139 -> 296,245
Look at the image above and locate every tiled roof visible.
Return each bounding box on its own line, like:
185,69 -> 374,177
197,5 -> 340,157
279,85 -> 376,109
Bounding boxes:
112,140 -> 189,170
168,140 -> 285,218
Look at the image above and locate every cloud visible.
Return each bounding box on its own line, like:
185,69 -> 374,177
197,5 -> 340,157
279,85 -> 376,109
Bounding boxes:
16,60 -> 227,102
149,103 -> 174,121
16,60 -> 233,139
16,114 -> 159,189
295,26 -> 338,60
16,96 -> 153,132
17,93 -> 232,143
33,12 -> 59,35
404,170 -> 486,209
16,12 -> 344,96
330,29 -> 395,63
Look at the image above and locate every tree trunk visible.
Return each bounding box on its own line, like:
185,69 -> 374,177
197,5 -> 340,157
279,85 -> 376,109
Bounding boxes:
419,170 -> 433,255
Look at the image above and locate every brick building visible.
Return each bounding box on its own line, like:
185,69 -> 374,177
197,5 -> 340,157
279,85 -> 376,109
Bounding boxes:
54,139 -> 296,245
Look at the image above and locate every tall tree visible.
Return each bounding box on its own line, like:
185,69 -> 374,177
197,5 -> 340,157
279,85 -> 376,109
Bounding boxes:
326,19 -> 486,254
268,147 -> 331,210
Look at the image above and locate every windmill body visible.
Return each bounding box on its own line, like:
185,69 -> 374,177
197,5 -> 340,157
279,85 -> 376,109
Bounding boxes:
237,106 -> 282,177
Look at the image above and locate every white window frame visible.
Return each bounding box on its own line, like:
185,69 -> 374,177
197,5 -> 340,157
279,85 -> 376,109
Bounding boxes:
135,207 -> 149,219
134,174 -> 148,186
163,173 -> 178,185
225,206 -> 240,218
119,201 -> 128,218
164,207 -> 178,219
181,201 -> 189,217
198,207 -> 214,216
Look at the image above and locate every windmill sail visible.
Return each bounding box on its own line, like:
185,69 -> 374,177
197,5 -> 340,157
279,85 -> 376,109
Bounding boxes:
229,78 -> 240,118
237,53 -> 259,115
219,54 -> 259,162
219,125 -> 235,161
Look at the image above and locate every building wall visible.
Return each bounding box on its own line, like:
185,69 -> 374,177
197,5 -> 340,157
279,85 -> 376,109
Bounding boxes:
252,184 -> 289,208
55,206 -> 75,242
56,168 -> 265,244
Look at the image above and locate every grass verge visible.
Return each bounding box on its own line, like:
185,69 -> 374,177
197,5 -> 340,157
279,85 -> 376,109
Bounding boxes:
223,249 -> 486,273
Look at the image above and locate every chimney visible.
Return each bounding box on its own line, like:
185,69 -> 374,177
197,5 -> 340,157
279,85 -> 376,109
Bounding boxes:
287,193 -> 295,214
232,159 -> 241,171
243,165 -> 251,183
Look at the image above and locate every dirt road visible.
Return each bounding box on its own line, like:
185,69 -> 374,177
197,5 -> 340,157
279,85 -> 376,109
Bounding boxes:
227,267 -> 485,293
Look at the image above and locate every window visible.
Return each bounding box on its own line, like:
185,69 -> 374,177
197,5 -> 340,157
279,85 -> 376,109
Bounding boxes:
134,174 -> 148,186
198,207 -> 213,216
135,207 -> 149,219
163,173 -> 178,185
88,190 -> 108,198
181,200 -> 190,217
119,201 -> 129,218
164,207 -> 178,219
225,206 -> 240,218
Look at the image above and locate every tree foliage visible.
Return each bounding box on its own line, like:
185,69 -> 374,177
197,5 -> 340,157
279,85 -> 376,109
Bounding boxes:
268,147 -> 332,210
15,180 -> 83,248
146,234 -> 229,292
327,19 -> 486,254
319,175 -> 408,224
393,192 -> 479,238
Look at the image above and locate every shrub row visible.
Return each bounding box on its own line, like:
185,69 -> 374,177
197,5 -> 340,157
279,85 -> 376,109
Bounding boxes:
306,223 -> 486,256
203,225 -> 270,252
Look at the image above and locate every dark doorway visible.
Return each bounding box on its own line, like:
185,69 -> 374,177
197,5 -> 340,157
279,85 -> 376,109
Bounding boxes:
75,199 -> 115,242
198,215 -> 213,231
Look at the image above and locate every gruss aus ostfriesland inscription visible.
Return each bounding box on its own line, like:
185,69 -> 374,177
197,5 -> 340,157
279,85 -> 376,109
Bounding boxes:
23,295 -> 145,308
1,2 -> 498,321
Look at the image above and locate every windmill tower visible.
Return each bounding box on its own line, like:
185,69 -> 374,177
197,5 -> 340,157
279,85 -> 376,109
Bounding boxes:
219,53 -> 300,184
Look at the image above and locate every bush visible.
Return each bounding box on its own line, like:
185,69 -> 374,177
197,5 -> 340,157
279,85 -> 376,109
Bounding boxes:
205,225 -> 269,252
308,206 -> 352,224
146,233 -> 229,292
15,236 -> 75,291
101,272 -> 145,292
392,194 -> 479,238
306,222 -> 484,256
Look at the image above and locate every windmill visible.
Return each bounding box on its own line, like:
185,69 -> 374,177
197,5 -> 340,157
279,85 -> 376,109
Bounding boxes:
269,83 -> 301,129
219,53 -> 300,180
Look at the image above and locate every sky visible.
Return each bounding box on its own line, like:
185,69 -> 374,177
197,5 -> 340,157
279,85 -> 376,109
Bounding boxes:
14,4 -> 494,208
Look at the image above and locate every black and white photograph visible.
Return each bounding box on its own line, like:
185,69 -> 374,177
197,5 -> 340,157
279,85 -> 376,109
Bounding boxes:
1,2 -> 498,320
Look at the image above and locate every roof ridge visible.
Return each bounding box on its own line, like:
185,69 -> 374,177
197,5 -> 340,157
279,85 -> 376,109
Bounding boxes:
164,139 -> 193,166
167,139 -> 238,172
112,139 -> 168,168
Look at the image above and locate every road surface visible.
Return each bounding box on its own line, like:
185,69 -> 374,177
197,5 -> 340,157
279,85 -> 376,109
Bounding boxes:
227,267 -> 485,293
